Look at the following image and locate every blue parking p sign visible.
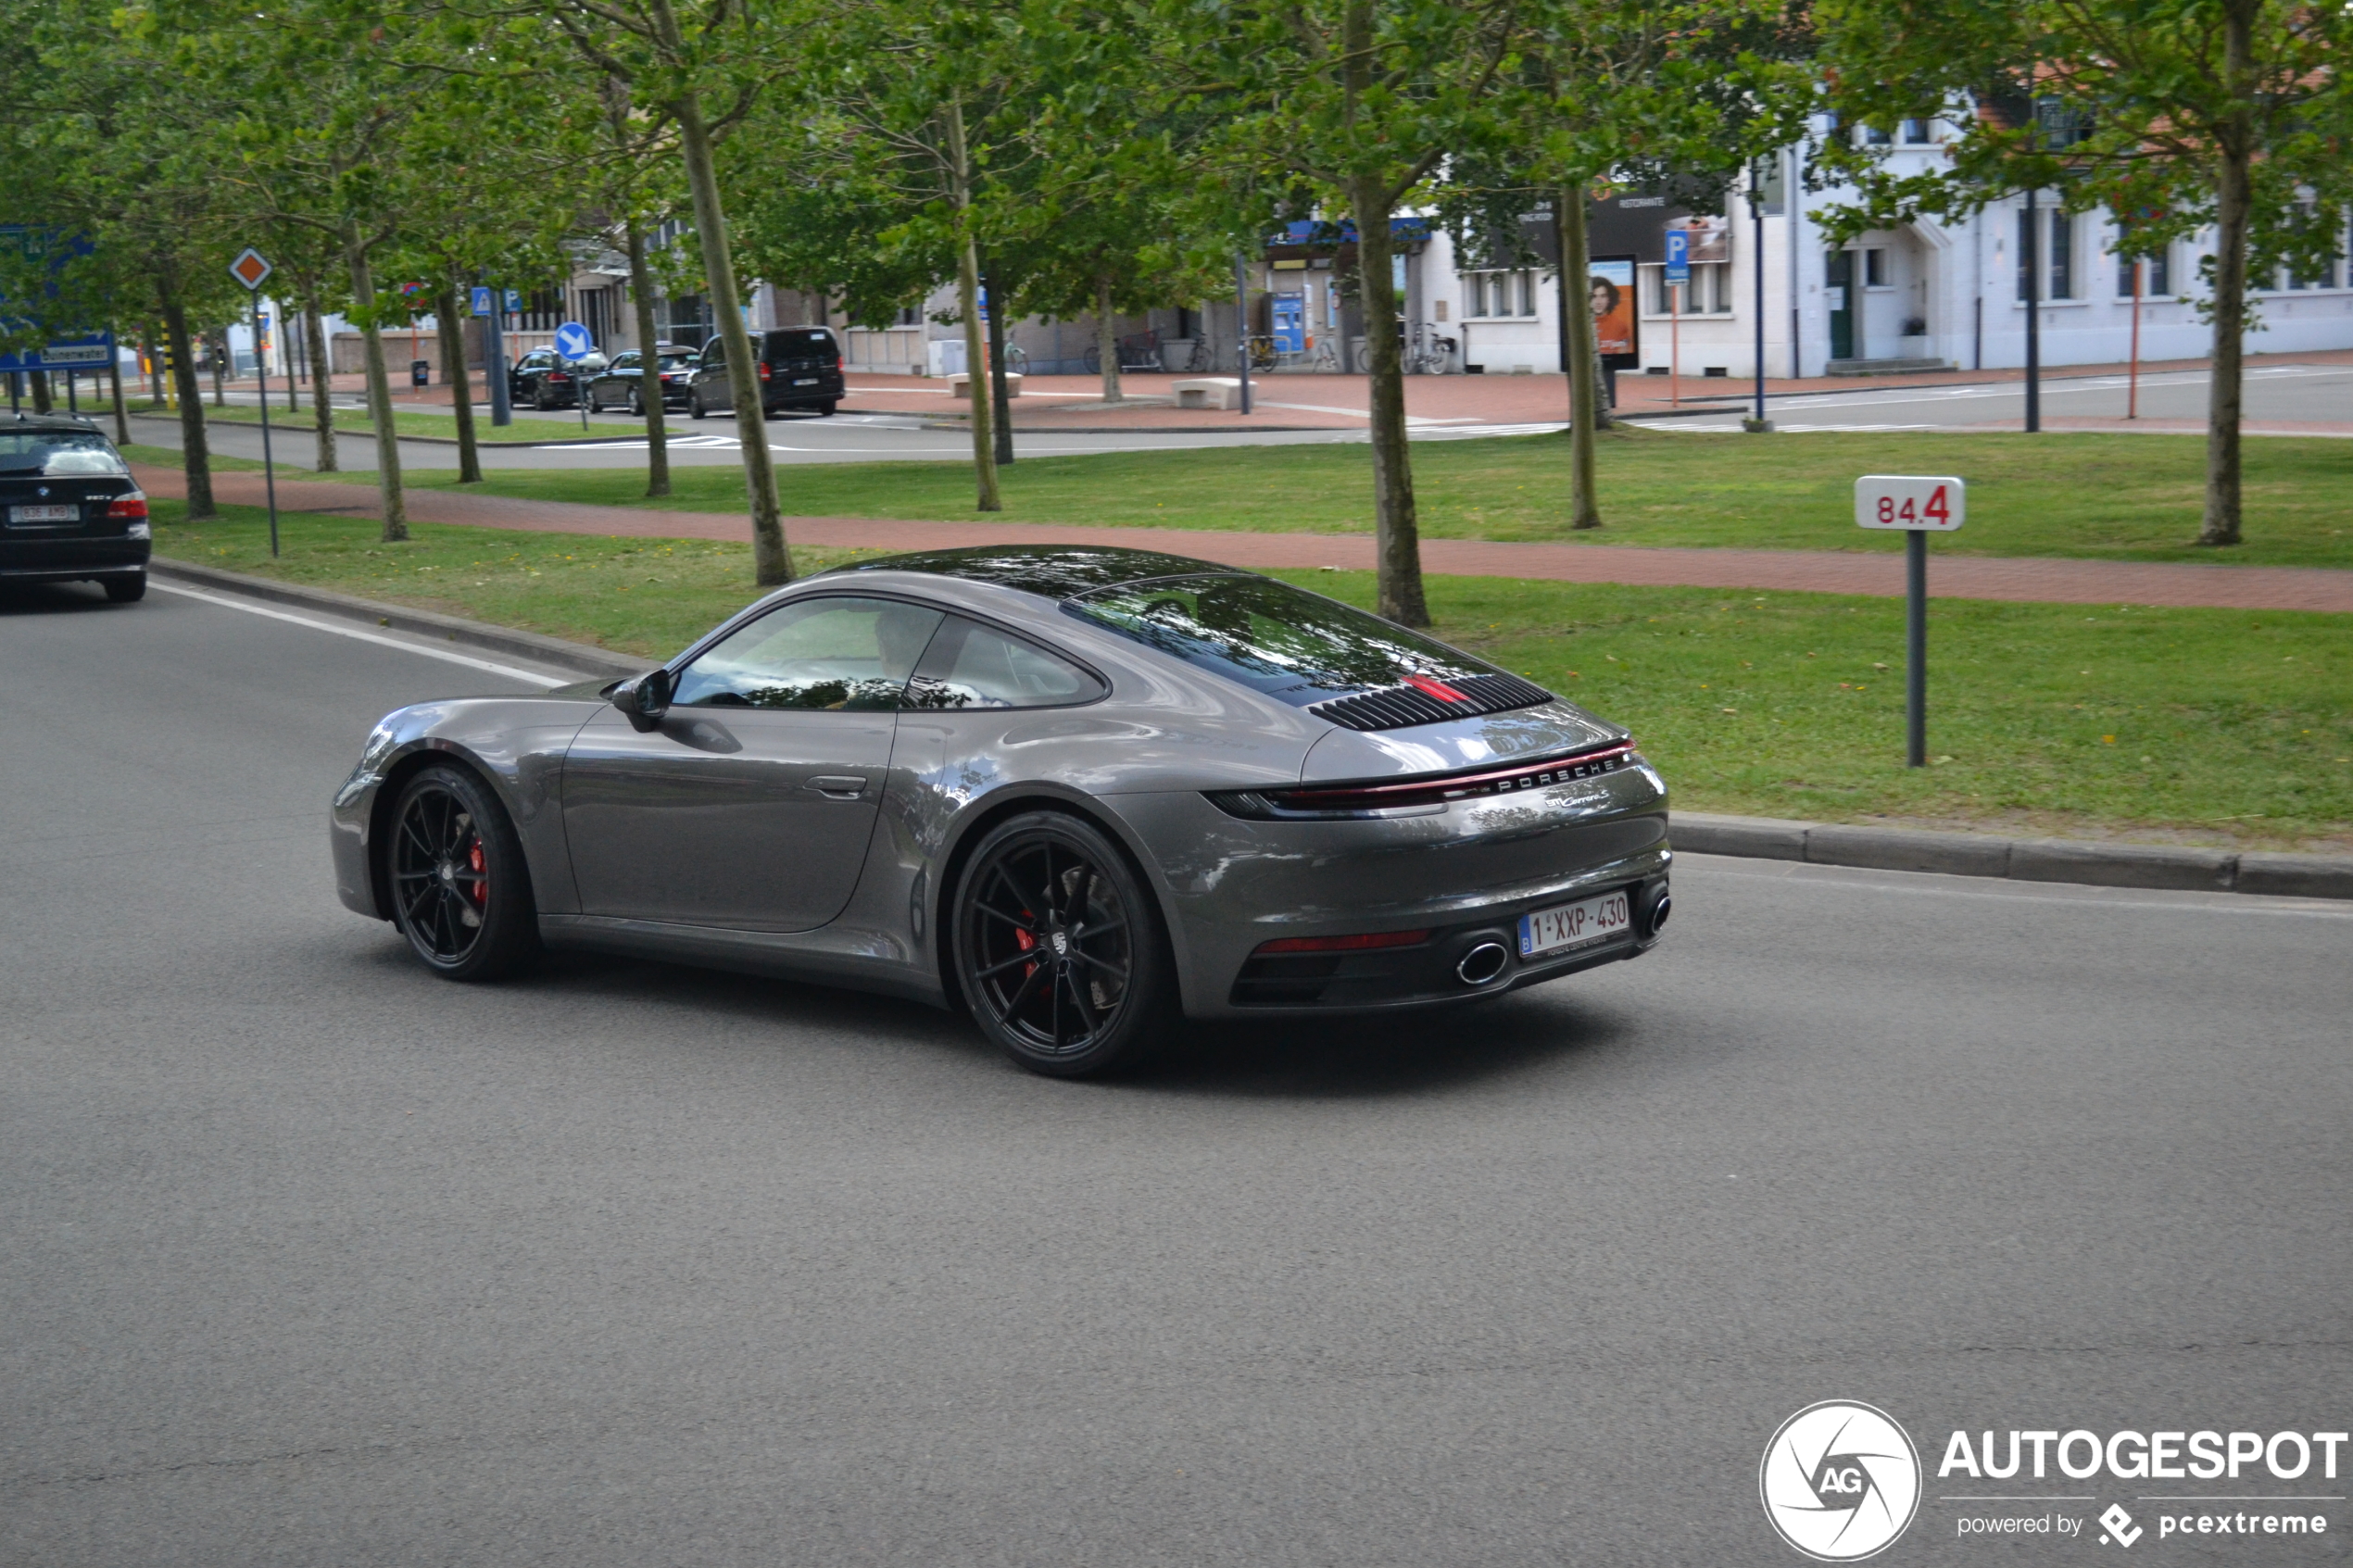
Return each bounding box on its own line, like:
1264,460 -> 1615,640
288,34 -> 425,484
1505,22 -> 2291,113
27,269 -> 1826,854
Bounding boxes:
1664,230 -> 1691,285
553,321 -> 595,360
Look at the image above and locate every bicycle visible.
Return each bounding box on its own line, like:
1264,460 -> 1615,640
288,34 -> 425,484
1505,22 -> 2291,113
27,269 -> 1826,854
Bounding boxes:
1245,335 -> 1277,373
1171,335 -> 1215,373
1002,345 -> 1029,375
1403,322 -> 1457,375
1306,336 -> 1340,371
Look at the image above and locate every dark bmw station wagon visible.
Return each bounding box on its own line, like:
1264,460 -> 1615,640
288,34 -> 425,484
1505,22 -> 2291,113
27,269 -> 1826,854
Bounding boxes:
686,327 -> 845,420
0,414 -> 150,601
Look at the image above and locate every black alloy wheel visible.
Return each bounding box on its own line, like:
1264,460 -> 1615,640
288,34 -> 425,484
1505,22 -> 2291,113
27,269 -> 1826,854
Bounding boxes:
103,574 -> 145,602
953,811 -> 1172,1077
688,390 -> 705,420
587,390 -> 603,412
387,764 -> 538,981
628,387 -> 644,416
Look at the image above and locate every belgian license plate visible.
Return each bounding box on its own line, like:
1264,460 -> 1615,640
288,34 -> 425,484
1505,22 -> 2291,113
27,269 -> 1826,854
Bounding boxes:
9,504 -> 75,523
1518,890 -> 1631,958
791,377 -> 819,386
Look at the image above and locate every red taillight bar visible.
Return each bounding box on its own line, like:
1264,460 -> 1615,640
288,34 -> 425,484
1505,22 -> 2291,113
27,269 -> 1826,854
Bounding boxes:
758,362 -> 771,379
1278,741 -> 1638,811
1253,929 -> 1431,956
107,493 -> 149,520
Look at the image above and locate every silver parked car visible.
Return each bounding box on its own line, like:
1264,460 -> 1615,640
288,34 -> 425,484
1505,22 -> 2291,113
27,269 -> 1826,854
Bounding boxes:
331,546 -> 1671,1075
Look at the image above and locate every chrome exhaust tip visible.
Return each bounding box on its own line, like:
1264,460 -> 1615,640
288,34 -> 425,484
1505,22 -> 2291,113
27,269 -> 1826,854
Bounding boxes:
1456,941 -> 1510,985
1647,893 -> 1672,935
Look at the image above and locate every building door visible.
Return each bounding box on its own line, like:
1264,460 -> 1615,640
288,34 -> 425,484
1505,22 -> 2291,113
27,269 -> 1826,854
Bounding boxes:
1826,250 -> 1855,360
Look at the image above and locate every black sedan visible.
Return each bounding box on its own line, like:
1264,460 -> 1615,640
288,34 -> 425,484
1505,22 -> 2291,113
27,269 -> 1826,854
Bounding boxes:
585,348 -> 696,415
507,346 -> 606,411
0,413 -> 149,601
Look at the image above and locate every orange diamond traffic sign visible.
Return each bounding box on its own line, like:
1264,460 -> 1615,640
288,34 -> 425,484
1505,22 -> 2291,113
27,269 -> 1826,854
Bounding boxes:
229,247 -> 273,291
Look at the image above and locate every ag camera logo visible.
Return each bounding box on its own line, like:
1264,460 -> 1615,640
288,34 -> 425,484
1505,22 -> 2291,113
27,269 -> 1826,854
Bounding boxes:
1761,1400 -> 1922,1561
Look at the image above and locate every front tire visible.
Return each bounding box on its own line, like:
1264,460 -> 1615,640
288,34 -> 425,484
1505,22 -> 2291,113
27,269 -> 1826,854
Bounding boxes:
952,811 -> 1173,1077
628,387 -> 644,416
688,391 -> 706,420
387,764 -> 538,981
103,573 -> 146,603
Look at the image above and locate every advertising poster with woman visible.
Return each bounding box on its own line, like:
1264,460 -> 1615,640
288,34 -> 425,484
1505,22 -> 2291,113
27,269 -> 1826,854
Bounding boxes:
1588,257 -> 1638,367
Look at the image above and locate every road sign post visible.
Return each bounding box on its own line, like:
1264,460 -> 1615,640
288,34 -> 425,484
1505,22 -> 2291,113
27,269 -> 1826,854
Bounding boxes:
553,321 -> 595,431
229,247 -> 281,557
482,283 -> 511,427
1856,474 -> 1965,767
1665,231 -> 1690,409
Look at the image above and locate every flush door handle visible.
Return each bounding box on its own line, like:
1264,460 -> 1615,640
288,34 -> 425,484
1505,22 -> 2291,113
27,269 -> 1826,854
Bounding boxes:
808,775 -> 871,800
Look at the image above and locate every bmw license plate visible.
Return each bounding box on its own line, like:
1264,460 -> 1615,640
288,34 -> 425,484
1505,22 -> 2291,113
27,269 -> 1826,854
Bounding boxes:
791,377 -> 819,386
9,504 -> 76,523
1517,890 -> 1631,958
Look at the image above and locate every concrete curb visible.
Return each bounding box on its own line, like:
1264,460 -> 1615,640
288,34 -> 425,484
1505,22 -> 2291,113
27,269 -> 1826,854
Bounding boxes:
147,557 -> 647,682
1668,810 -> 2353,901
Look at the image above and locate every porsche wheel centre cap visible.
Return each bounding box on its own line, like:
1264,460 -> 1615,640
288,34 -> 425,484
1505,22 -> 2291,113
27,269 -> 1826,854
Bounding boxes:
1050,930 -> 1069,957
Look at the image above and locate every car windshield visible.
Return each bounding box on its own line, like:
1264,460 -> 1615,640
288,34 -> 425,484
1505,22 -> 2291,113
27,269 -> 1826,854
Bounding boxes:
0,432 -> 128,476
656,355 -> 691,370
1063,573 -> 1495,707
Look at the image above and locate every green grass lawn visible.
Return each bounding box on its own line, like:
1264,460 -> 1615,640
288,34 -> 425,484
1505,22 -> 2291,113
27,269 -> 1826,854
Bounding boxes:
150,499 -> 2352,850
360,427 -> 2353,569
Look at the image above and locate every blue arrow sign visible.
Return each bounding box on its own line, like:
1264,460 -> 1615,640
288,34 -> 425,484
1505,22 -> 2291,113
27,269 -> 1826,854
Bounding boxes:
553,321 -> 595,360
1664,230 -> 1691,284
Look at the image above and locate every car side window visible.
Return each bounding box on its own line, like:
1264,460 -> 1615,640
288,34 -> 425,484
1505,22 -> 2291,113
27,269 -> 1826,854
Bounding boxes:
903,616 -> 1105,710
670,596 -> 946,712
700,341 -> 724,370
610,351 -> 639,370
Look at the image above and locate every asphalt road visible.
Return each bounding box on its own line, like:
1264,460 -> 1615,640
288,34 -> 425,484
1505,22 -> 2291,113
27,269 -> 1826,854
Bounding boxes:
1661,359 -> 2353,433
123,362 -> 2353,479
5,581 -> 2349,1565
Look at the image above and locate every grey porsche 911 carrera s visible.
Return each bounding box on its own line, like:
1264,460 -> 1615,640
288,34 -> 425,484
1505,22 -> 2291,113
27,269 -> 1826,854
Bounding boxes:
332,546 -> 1671,1075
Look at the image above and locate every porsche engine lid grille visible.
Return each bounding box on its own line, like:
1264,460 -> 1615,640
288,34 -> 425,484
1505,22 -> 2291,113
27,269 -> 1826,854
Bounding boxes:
1308,671 -> 1555,732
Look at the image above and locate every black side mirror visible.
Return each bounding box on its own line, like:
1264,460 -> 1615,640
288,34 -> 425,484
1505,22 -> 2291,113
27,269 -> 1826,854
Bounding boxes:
612,668 -> 673,733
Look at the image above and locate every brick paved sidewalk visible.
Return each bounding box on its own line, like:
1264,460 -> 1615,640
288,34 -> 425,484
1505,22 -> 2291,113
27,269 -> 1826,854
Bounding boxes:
136,463 -> 2353,614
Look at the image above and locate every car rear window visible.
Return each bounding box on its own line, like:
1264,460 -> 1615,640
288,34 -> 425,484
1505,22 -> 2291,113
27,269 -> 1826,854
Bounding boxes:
0,432 -> 128,476
1064,574 -> 1500,707
764,329 -> 837,359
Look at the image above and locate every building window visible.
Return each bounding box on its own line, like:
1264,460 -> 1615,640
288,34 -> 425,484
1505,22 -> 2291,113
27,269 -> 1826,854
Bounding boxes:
2017,208 -> 2074,301
1642,262 -> 1734,315
1863,124 -> 1892,145
1863,248 -> 1888,287
2118,243 -> 2170,298
1901,118 -> 1934,144
1464,270 -> 1540,319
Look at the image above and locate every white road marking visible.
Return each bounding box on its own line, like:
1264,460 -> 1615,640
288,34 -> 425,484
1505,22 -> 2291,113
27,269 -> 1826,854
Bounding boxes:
150,582 -> 572,686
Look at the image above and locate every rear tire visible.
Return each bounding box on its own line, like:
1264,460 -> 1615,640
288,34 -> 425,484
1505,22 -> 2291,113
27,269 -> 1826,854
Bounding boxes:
818,400 -> 838,417
386,764 -> 539,982
628,388 -> 644,416
688,391 -> 706,420
587,391 -> 603,412
103,573 -> 145,603
952,810 -> 1173,1078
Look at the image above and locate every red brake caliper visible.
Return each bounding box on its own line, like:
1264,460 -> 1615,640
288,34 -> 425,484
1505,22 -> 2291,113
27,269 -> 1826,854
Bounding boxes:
1013,911 -> 1037,980
467,840 -> 487,905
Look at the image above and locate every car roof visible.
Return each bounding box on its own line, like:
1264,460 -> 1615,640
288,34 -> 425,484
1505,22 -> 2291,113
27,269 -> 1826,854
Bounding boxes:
817,545 -> 1244,601
5,412 -> 110,437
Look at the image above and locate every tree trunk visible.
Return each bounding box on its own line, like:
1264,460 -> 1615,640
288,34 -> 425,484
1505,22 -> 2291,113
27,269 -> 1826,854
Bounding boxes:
437,278 -> 483,484
1347,175 -> 1428,627
145,329 -> 164,403
157,281 -> 214,521
344,230 -> 408,542
2200,3 -> 2256,547
304,295 -> 337,472
1560,185 -> 1604,530
623,215 -> 671,498
29,370 -> 52,413
984,261 -> 1013,466
944,96 -> 1001,511
1095,274 -> 1123,404
672,82 -> 792,582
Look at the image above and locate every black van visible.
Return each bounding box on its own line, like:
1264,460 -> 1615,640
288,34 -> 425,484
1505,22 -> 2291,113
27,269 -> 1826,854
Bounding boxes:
686,327 -> 845,420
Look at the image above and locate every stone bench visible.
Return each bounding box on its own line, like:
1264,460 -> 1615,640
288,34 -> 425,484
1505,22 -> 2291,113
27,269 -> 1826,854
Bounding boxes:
1172,377 -> 1243,410
946,371 -> 1022,398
